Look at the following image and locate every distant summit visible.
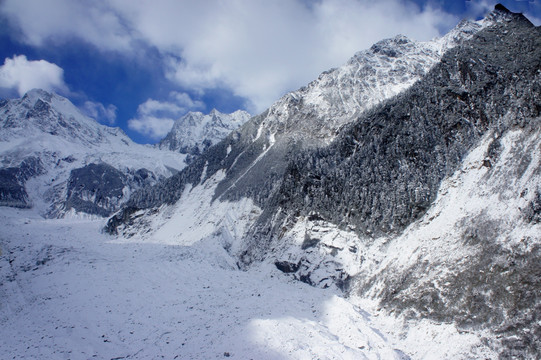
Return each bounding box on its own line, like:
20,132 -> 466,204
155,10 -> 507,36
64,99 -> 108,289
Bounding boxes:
489,3 -> 533,25
159,109 -> 251,155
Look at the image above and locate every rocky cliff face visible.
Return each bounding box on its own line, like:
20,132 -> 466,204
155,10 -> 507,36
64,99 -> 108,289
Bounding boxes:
105,6 -> 540,358
247,7 -> 540,254
0,157 -> 44,208
253,10 -> 540,357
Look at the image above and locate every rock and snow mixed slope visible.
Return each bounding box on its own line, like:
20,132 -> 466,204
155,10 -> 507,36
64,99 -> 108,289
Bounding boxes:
159,109 -> 251,156
250,8 -> 541,357
0,89 -> 186,217
106,5 -> 541,358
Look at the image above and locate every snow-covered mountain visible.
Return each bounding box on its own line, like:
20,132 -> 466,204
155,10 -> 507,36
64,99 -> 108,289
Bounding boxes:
106,5 -> 540,358
159,109 -> 251,156
107,10 -> 493,220
105,8 -> 495,234
0,89 -> 186,217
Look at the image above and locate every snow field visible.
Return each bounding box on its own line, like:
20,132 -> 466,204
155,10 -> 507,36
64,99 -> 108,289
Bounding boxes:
0,208 -> 406,359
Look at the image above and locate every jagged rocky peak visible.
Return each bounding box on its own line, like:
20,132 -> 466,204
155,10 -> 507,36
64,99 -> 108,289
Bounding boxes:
255,12 -> 499,146
9,89 -> 71,122
21,88 -> 54,103
489,3 -> 533,24
159,108 -> 251,155
368,34 -> 412,57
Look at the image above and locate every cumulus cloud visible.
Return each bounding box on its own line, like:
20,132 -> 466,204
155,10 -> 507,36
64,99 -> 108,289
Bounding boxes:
83,101 -> 118,125
1,0 -> 462,112
0,0 -> 133,51
127,116 -> 175,141
0,55 -> 69,96
171,91 -> 205,110
127,91 -> 204,140
119,0 -> 456,112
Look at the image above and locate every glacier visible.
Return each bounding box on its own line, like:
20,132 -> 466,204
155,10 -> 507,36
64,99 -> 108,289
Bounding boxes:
1,4 -> 540,359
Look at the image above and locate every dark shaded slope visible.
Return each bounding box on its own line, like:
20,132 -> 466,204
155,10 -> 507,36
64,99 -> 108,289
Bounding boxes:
238,9 -> 541,358
240,9 -> 540,261
0,157 -> 44,208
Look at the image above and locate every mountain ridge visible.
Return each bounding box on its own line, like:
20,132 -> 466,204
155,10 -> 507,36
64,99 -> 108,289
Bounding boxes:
106,11 -> 493,228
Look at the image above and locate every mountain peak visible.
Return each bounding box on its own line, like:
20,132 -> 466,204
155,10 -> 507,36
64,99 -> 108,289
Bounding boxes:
22,88 -> 54,104
159,109 -> 251,154
494,3 -> 511,13
0,89 -> 134,148
486,3 -> 533,26
368,35 -> 412,57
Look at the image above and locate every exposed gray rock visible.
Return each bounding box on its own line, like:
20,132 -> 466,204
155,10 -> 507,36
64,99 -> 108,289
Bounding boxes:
0,157 -> 44,208
64,163 -> 126,217
47,163 -> 161,217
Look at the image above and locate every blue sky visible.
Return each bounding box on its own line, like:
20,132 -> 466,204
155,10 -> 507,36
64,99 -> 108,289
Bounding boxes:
0,0 -> 539,144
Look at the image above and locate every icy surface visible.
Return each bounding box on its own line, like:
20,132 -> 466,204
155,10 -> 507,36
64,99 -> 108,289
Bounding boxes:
0,207 -> 405,360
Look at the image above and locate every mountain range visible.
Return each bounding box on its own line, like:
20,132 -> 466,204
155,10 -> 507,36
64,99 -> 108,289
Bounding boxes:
1,4 -> 540,359
0,90 -> 251,217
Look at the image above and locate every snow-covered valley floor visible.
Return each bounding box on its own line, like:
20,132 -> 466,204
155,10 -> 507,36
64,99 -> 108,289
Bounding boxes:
0,207 -> 407,360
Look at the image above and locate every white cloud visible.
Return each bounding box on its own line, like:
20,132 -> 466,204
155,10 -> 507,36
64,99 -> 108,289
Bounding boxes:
0,0 -> 133,52
157,0 -> 457,112
0,55 -> 69,96
83,101 -> 117,125
127,116 -> 175,140
170,91 -> 205,110
137,99 -> 184,118
1,0 -> 460,112
127,91 -> 204,140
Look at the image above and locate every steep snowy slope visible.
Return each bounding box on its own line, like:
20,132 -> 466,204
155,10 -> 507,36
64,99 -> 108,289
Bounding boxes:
0,89 -> 186,217
106,5 -> 540,358
267,116 -> 540,358
159,109 -> 251,156
352,120 -> 541,358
